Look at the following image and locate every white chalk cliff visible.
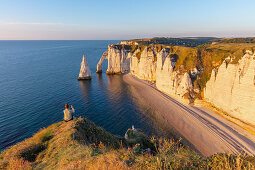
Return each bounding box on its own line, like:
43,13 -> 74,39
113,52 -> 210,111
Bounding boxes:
96,51 -> 108,73
99,45 -> 194,103
204,50 -> 255,125
100,44 -> 255,124
130,47 -> 193,103
96,45 -> 131,74
78,55 -> 91,80
106,45 -> 131,74
156,49 -> 193,103
130,47 -> 157,81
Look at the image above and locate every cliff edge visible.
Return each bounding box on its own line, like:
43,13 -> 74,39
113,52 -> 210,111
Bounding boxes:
1,117 -> 254,169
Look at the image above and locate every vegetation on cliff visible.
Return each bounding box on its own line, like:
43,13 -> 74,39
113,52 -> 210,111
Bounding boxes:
116,39 -> 255,99
1,117 -> 254,169
129,37 -> 217,47
127,37 -> 255,47
214,38 -> 255,44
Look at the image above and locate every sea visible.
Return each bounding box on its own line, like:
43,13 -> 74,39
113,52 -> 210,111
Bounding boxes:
0,40 -> 172,152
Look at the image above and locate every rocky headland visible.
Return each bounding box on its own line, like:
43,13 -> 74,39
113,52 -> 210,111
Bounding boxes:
1,117 -> 254,169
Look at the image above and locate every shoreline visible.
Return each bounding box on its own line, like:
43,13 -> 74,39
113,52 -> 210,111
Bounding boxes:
123,73 -> 255,156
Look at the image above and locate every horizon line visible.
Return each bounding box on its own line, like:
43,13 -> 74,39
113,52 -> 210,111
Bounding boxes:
1,36 -> 255,41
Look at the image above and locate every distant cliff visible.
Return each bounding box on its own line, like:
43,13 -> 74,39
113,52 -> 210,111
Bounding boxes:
130,47 -> 195,103
97,45 -> 132,74
97,45 -> 196,103
97,43 -> 255,124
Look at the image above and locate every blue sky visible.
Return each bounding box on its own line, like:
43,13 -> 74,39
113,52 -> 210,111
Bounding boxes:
0,0 -> 254,40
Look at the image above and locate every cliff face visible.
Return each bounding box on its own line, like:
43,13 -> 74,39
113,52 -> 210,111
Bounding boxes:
102,44 -> 255,121
96,45 -> 131,74
130,47 -> 157,81
156,49 -> 193,103
129,47 -> 194,103
106,45 -> 131,74
100,45 -> 195,103
204,51 -> 255,125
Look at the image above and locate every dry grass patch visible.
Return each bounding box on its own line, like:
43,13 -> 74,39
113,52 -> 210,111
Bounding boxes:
1,117 -> 255,169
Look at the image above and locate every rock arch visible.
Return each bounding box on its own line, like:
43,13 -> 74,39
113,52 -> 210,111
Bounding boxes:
96,45 -> 132,74
96,51 -> 108,73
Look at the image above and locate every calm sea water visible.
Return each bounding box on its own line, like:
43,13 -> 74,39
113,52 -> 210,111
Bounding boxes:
0,40 -> 172,151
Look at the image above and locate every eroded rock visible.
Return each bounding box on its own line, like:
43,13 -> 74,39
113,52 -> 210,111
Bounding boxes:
78,55 -> 91,80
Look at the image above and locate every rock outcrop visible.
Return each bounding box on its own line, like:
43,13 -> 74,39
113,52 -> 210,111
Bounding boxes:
129,47 -> 194,103
204,50 -> 255,125
156,49 -> 193,103
96,51 -> 108,73
106,45 -> 131,74
130,47 -> 157,81
96,45 -> 131,74
102,45 -> 195,103
78,55 -> 91,80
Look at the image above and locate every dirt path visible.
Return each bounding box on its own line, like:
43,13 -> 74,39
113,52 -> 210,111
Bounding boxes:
123,73 -> 255,156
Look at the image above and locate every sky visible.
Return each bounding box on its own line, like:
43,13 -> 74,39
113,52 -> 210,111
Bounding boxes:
0,0 -> 255,40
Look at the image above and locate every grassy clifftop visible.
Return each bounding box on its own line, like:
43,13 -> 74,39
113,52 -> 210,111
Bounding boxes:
1,117 -> 254,169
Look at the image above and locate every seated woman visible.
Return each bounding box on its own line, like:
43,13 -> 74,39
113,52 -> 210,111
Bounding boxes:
63,104 -> 75,122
